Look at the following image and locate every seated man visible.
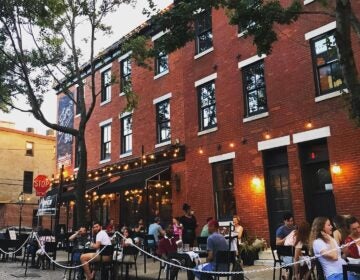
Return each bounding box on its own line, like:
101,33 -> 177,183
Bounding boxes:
344,216 -> 360,259
69,226 -> 88,279
148,217 -> 165,247
80,222 -> 112,280
157,225 -> 195,280
194,220 -> 228,280
276,212 -> 296,246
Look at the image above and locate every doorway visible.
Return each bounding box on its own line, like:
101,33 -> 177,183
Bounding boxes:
263,147 -> 293,245
299,138 -> 336,222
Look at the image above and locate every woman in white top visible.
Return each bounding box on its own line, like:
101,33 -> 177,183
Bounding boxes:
232,215 -> 243,244
310,217 -> 360,280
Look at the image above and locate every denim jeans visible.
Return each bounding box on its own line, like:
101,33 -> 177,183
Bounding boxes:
327,272 -> 360,280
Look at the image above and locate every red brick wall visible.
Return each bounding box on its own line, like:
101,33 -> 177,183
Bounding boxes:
60,1 -> 360,242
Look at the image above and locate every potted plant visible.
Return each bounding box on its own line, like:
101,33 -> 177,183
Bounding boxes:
239,237 -> 266,265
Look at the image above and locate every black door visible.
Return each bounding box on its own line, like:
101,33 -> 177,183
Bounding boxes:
299,139 -> 336,222
263,147 -> 293,245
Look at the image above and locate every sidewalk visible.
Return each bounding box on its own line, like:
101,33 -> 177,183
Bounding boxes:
0,250 -> 277,279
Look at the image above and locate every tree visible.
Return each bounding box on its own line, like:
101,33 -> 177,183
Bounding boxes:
0,0 -> 152,227
131,0 -> 360,125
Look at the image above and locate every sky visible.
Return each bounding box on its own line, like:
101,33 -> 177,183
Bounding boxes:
0,0 -> 173,135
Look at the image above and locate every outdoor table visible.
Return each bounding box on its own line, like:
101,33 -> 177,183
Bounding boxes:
343,263 -> 360,280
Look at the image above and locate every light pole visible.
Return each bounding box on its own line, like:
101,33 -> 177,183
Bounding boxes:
18,192 -> 25,235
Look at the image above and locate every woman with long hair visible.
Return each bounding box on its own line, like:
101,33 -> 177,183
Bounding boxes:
310,217 -> 360,280
293,222 -> 311,280
332,215 -> 349,246
232,215 -> 244,244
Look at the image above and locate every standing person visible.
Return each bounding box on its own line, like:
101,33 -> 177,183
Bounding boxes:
332,215 -> 349,246
200,217 -> 213,237
172,217 -> 183,240
310,217 -> 360,280
194,220 -> 228,280
179,203 -> 197,247
106,218 -> 115,235
293,222 -> 312,280
344,216 -> 360,259
276,212 -> 296,245
80,222 -> 112,280
232,215 -> 244,244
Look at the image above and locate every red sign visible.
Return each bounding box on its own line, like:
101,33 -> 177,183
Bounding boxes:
33,175 -> 51,197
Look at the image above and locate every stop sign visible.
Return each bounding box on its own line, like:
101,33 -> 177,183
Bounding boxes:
33,175 -> 51,197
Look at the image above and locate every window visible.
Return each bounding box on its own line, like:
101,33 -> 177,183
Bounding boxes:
154,41 -> 169,76
23,171 -> 33,194
311,31 -> 344,96
243,60 -> 267,117
156,100 -> 171,143
238,0 -> 258,35
212,160 -> 236,220
198,81 -> 217,131
195,10 -> 213,54
100,124 -> 111,160
25,141 -> 34,156
75,87 -> 81,115
121,115 -> 132,154
101,69 -> 111,102
120,57 -> 131,93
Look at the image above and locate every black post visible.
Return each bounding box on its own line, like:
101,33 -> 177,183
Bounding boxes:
54,165 -> 64,259
18,192 -> 24,236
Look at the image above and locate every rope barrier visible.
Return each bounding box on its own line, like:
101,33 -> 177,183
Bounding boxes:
0,231 -> 32,255
21,230 -> 359,276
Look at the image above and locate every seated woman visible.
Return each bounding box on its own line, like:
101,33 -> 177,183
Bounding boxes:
344,216 -> 360,259
293,222 -> 312,280
35,228 -> 55,268
310,217 -> 360,280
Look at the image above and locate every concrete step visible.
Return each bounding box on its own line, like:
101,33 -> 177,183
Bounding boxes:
254,259 -> 274,266
258,249 -> 273,260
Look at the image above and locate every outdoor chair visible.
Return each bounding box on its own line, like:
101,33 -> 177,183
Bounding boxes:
157,257 -> 182,280
314,259 -> 325,280
116,245 -> 138,279
91,245 -> 114,280
213,250 -> 236,280
0,239 -> 9,261
196,236 -> 208,258
143,234 -> 157,273
42,242 -> 57,270
275,245 -> 294,280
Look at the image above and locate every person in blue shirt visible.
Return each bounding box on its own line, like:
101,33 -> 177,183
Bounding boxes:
148,217 -> 165,245
276,212 -> 296,245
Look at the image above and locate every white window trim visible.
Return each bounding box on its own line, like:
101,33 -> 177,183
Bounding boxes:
293,126 -> 331,144
238,54 -> 267,69
119,110 -> 133,119
243,112 -> 269,123
100,63 -> 112,73
238,30 -> 247,38
194,47 -> 214,60
305,21 -> 336,40
99,158 -> 111,164
152,30 -> 170,41
99,117 -> 112,127
118,51 -> 132,62
155,140 -> 171,149
197,127 -> 218,136
119,152 -> 132,159
208,152 -> 236,164
315,89 -> 345,103
194,72 -> 217,87
153,93 -> 172,105
154,69 -> 170,80
257,135 -> 290,151
119,92 -> 126,97
100,97 -> 111,106
304,0 -> 315,5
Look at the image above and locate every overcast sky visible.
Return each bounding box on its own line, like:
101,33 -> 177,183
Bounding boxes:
0,0 -> 172,135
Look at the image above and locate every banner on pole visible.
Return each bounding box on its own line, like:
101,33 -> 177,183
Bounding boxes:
38,195 -> 57,216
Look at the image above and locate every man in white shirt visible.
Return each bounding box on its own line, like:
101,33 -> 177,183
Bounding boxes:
80,222 -> 112,280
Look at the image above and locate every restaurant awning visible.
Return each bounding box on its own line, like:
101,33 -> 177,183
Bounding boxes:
98,166 -> 169,195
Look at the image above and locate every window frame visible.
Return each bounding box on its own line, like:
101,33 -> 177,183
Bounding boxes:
154,41 -> 169,76
197,80 -> 217,131
100,123 -> 111,161
25,141 -> 34,156
120,56 -> 132,93
23,171 -> 34,194
310,31 -> 345,96
195,10 -> 213,55
212,160 -> 237,221
101,69 -> 111,103
242,60 -> 268,117
121,115 -> 133,155
156,99 -> 171,144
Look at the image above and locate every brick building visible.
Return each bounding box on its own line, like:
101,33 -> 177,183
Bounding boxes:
0,122 -> 56,230
56,1 -> 360,242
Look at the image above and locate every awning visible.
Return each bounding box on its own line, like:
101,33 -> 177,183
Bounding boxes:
98,166 -> 169,195
46,179 -> 109,202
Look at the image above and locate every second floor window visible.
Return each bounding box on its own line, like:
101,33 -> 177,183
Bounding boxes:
100,124 -> 111,160
121,115 -> 132,154
101,69 -> 111,102
26,141 -> 34,156
195,10 -> 213,54
156,100 -> 171,143
120,57 -> 131,93
23,171 -> 34,194
154,41 -> 169,75
198,81 -> 217,131
243,61 -> 267,117
311,31 -> 344,96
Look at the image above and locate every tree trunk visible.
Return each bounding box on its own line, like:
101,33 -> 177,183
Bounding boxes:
75,124 -> 87,228
335,0 -> 360,125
